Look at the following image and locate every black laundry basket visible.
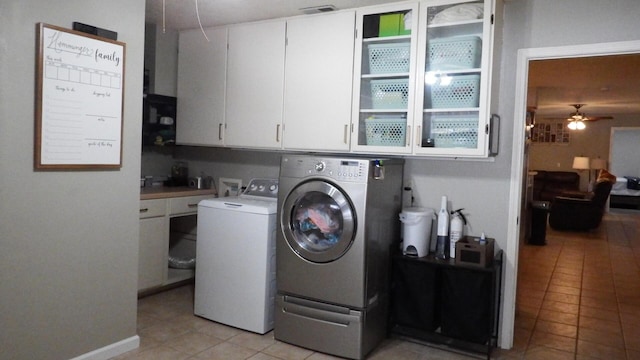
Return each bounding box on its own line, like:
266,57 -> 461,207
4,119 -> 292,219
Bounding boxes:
390,258 -> 440,331
440,267 -> 492,344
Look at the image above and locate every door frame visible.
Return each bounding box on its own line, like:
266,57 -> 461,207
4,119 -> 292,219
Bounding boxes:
504,40 -> 640,348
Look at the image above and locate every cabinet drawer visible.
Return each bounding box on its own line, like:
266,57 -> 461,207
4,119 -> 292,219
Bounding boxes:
170,195 -> 212,216
139,199 -> 167,219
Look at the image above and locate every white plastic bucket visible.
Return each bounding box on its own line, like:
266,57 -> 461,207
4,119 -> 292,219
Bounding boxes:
399,207 -> 434,257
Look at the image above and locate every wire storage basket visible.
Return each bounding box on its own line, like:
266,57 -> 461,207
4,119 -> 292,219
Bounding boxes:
365,116 -> 406,146
367,42 -> 411,74
428,74 -> 480,108
430,114 -> 478,148
427,35 -> 482,71
370,78 -> 409,109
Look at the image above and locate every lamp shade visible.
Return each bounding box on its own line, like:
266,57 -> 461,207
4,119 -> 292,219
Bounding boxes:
572,156 -> 590,170
591,158 -> 607,170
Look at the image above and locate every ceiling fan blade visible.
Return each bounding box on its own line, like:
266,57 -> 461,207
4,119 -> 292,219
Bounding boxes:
585,116 -> 614,121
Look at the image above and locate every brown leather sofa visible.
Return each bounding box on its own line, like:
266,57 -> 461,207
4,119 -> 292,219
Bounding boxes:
548,179 -> 614,231
532,170 -> 580,202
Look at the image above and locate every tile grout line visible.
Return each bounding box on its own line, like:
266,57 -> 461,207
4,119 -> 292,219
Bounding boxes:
607,219 -> 631,360
526,236 -> 562,357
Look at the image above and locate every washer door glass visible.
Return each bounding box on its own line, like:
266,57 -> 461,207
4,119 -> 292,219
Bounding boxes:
282,180 -> 356,263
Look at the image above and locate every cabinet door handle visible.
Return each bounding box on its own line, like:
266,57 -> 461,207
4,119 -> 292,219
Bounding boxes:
218,123 -> 223,140
343,124 -> 348,144
407,125 -> 411,147
276,124 -> 281,142
188,203 -> 198,208
416,125 -> 422,147
139,208 -> 149,213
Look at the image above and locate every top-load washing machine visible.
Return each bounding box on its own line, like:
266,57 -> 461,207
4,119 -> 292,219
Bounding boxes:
195,178 -> 278,334
275,155 -> 403,360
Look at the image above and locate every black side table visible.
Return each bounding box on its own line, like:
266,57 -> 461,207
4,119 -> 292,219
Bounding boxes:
530,201 -> 550,245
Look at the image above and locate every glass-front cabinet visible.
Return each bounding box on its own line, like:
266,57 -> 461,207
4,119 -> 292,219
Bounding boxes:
352,0 -> 496,157
414,0 -> 493,157
351,3 -> 419,155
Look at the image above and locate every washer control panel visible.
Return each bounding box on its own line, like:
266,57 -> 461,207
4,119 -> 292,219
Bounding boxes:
306,158 -> 368,181
241,178 -> 279,199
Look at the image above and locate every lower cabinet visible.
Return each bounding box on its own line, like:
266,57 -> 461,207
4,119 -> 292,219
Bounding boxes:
138,214 -> 167,291
138,194 -> 212,293
389,251 -> 502,358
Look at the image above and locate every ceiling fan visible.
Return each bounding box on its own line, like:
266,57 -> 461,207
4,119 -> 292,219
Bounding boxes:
566,104 -> 613,130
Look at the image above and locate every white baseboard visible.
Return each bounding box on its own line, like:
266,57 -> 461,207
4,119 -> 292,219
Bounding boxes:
70,335 -> 140,360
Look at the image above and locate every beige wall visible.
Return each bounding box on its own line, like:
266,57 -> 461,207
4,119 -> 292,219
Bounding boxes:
0,1 -> 144,359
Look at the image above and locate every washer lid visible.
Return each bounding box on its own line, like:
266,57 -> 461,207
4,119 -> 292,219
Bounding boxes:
199,197 -> 277,215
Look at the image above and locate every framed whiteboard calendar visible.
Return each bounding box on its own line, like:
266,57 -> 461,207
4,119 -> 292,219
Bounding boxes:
35,23 -> 126,170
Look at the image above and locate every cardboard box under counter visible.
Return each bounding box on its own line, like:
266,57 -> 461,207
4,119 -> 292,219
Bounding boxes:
455,236 -> 495,267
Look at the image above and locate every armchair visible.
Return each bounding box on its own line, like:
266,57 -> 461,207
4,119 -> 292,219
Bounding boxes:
548,178 -> 614,231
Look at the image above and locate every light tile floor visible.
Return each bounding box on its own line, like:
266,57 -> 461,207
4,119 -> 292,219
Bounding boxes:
113,210 -> 639,360
494,209 -> 640,360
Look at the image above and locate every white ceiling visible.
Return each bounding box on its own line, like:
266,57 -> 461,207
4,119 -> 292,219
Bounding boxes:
528,54 -> 640,120
145,0 -> 404,30
145,0 -> 640,121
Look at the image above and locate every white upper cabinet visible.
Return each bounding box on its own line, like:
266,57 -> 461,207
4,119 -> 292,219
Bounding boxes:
351,3 -> 420,155
174,0 -> 498,157
351,0 -> 497,157
282,11 -> 356,152
413,0 -> 495,157
225,20 -> 286,149
176,27 -> 227,146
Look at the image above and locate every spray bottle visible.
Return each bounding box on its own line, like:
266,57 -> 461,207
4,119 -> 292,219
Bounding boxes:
435,196 -> 449,260
449,209 -> 467,258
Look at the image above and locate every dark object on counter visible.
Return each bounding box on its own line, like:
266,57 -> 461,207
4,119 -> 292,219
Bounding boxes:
529,201 -> 550,245
168,162 -> 189,187
548,179 -> 613,232
163,178 -> 184,187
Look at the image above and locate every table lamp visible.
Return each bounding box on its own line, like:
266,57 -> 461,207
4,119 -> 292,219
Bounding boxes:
590,158 -> 607,180
572,156 -> 590,190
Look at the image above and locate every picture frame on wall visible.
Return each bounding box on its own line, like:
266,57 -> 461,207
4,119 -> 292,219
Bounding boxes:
531,120 -> 570,144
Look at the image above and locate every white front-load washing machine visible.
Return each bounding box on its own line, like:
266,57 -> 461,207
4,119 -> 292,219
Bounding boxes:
194,178 -> 278,334
275,156 -> 403,359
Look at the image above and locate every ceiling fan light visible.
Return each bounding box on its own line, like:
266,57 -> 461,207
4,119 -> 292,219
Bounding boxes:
576,120 -> 586,130
568,121 -> 577,130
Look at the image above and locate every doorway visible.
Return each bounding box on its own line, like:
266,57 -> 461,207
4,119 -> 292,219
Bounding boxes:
504,40 -> 640,349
